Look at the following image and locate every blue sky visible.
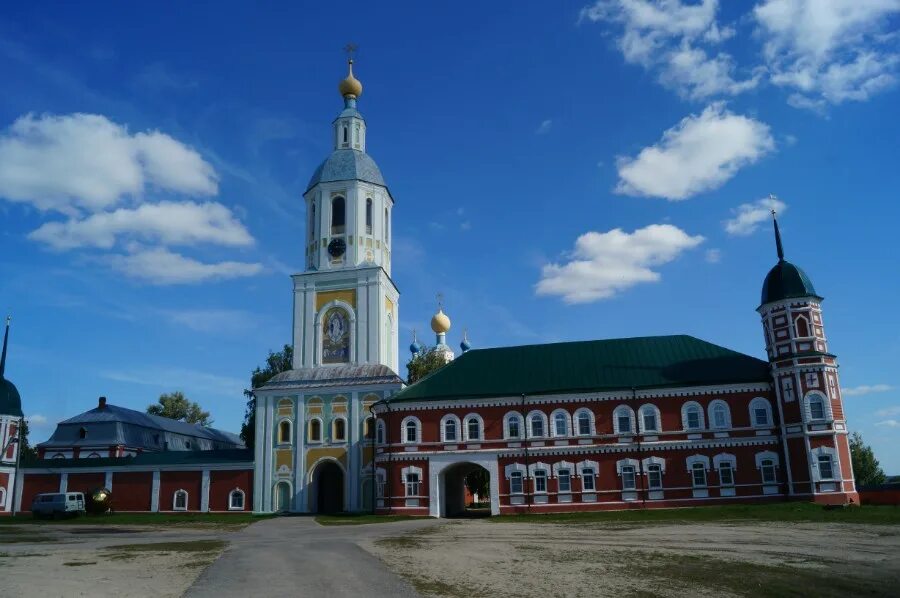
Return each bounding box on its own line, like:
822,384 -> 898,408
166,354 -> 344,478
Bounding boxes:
1,2 -> 899,472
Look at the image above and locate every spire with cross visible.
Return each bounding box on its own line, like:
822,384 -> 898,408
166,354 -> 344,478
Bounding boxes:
770,194 -> 785,261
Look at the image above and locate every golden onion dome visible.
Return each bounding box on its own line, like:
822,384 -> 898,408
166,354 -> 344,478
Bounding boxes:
431,309 -> 451,334
339,60 -> 363,98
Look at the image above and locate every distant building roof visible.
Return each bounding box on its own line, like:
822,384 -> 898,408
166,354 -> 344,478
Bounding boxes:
258,364 -> 403,392
389,335 -> 770,403
22,448 -> 253,470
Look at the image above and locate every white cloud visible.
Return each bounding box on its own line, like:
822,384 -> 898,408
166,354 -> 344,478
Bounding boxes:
724,196 -> 787,236
536,224 -> 704,303
754,0 -> 900,107
705,248 -> 721,263
28,201 -> 254,250
615,103 -> 775,200
875,405 -> 900,417
876,419 -> 900,428
26,414 -> 49,426
580,1 -> 759,100
108,247 -> 262,285
536,119 -> 553,134
0,113 -> 217,214
844,384 -> 894,397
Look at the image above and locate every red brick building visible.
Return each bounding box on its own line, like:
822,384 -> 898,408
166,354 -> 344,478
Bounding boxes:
371,217 -> 858,516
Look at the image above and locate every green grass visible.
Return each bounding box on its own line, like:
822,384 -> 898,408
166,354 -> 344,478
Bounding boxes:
315,513 -> 424,525
490,502 -> 900,525
0,512 -> 272,527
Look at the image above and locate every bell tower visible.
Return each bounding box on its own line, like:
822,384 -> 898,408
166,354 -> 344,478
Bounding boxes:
757,207 -> 857,504
291,56 -> 399,373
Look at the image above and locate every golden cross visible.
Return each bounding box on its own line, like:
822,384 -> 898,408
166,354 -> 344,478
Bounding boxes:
344,43 -> 358,62
436,293 -> 444,310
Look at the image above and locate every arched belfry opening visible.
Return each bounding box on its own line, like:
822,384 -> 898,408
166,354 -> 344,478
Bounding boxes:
440,462 -> 491,518
311,460 -> 345,514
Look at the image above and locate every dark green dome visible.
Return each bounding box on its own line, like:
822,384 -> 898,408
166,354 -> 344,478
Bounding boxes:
761,259 -> 820,306
0,377 -> 23,418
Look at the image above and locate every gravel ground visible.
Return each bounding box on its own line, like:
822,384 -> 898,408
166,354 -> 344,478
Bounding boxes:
366,519 -> 900,597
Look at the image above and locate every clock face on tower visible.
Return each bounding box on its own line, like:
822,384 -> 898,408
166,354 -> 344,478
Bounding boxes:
327,237 -> 347,258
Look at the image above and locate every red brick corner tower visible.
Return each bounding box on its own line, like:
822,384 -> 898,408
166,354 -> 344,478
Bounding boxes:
757,210 -> 858,505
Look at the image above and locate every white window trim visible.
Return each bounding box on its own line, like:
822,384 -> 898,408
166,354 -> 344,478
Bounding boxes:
686,454 -> 711,471
526,410 -> 548,439
616,458 -> 639,474
504,462 -> 527,479
641,456 -> 666,473
754,450 -> 780,469
803,391 -> 832,423
531,468 -> 549,494
0,487 -> 6,509
612,405 -> 636,435
576,459 -> 599,477
401,465 -> 423,497
173,489 -> 189,511
375,420 -> 386,445
503,411 -> 524,440
440,414 -> 461,443
508,470 -> 525,494
638,404 -> 662,433
552,460 -> 575,478
550,409 -> 571,438
527,461 -> 551,479
375,467 -> 387,497
809,446 -> 840,481
749,397 -> 773,428
681,401 -> 705,431
400,416 -> 422,444
228,488 -> 246,511
573,408 -> 596,436
708,399 -> 732,429
331,416 -> 348,442
463,412 -> 484,442
308,416 -> 324,443
713,453 -> 737,471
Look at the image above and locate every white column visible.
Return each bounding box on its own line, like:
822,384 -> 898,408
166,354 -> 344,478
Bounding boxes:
59,473 -> 68,493
150,470 -> 160,512
253,391 -> 266,513
293,394 -> 306,513
201,470 -> 210,512
262,396 -> 274,511
104,471 -> 113,491
348,391 -> 358,511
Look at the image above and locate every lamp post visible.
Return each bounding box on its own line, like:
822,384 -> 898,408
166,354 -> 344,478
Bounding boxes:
3,431 -> 20,517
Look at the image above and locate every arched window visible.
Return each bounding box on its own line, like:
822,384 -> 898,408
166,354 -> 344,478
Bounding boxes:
365,199 -> 373,234
333,418 -> 346,442
714,453 -> 736,487
613,405 -> 635,435
173,489 -> 188,511
551,410 -> 570,437
401,417 -> 421,444
228,489 -> 245,510
384,208 -> 390,243
682,401 -> 704,431
278,420 -> 292,444
574,409 -> 594,436
756,451 -> 780,484
527,411 -> 547,438
795,315 -> 810,338
375,420 -> 386,445
331,196 -> 345,234
364,417 -> 375,440
639,404 -> 661,433
309,419 -> 322,443
440,414 -> 460,442
342,126 -> 348,144
687,455 -> 710,488
806,393 -> 828,421
464,414 -> 482,441
749,398 -> 773,428
504,412 -> 523,439
708,400 -> 731,429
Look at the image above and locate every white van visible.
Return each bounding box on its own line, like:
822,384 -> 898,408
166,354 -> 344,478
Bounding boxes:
31,492 -> 86,518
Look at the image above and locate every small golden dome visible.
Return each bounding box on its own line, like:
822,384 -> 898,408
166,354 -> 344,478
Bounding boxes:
431,309 -> 451,334
339,60 -> 363,98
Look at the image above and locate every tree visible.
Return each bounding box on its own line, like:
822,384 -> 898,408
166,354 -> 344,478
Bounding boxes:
464,469 -> 490,503
147,391 -> 212,426
18,417 -> 37,461
406,349 -> 448,385
850,431 -> 886,486
241,344 -> 293,449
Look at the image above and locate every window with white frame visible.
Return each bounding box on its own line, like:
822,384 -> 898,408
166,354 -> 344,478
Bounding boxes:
173,489 -> 188,511
465,414 -> 482,441
278,420 -> 292,444
613,405 -> 634,434
760,459 -> 777,484
333,418 -> 347,442
401,417 -> 420,444
691,463 -> 707,488
552,410 -> 569,437
621,465 -> 636,490
441,415 -> 460,442
718,462 -> 735,486
806,393 -> 827,421
557,468 -> 572,493
574,409 -> 593,436
309,418 -> 323,442
402,467 -> 422,496
639,404 -> 660,433
505,413 -> 522,439
647,464 -> 663,489
709,400 -> 731,429
376,420 -> 386,444
510,471 -> 524,494
229,489 -> 245,510
533,470 -> 548,493
682,401 -> 704,431
582,467 -> 596,491
376,469 -> 386,497
817,455 -> 834,480
528,411 -> 547,438
749,398 -> 773,427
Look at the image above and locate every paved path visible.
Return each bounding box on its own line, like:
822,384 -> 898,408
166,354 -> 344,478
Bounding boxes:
186,517 -> 440,597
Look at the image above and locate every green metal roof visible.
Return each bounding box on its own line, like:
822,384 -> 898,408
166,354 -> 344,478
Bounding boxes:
760,260 -> 821,306
389,335 -> 770,403
22,449 -> 253,469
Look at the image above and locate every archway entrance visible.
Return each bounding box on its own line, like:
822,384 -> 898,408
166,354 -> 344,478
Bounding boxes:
440,462 -> 491,518
314,461 -> 344,514
274,482 -> 291,512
